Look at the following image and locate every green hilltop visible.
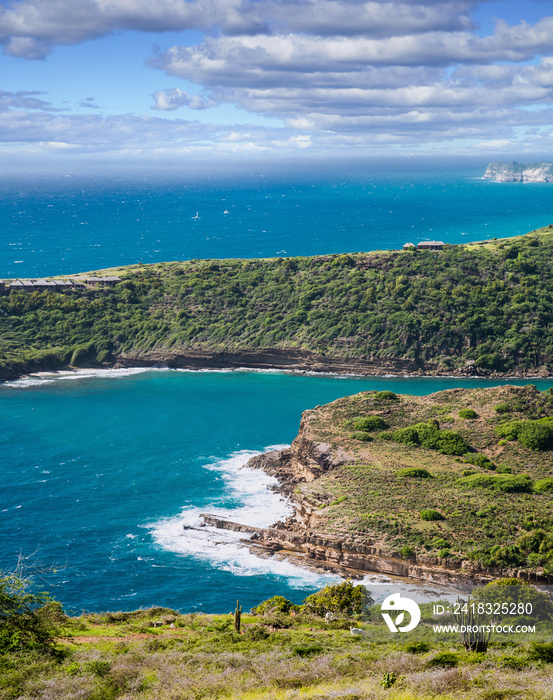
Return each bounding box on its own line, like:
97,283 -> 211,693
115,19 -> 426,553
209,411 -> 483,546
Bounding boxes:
1,226 -> 553,378
286,384 -> 553,576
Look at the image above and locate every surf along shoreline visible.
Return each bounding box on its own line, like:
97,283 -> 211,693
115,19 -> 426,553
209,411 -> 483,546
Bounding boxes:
3,346 -> 552,384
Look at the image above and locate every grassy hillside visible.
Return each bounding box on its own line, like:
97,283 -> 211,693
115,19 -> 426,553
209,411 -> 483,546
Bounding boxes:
293,384 -> 553,574
2,227 -> 553,377
2,595 -> 553,700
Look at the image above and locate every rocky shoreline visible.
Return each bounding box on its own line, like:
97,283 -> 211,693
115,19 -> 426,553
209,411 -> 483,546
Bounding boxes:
3,347 -> 551,383
208,413 -> 550,587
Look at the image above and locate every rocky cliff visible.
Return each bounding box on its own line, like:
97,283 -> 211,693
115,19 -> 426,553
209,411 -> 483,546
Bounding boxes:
483,161 -> 553,182
225,386 -> 553,585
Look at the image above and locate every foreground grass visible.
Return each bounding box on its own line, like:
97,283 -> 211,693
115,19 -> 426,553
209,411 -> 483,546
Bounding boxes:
2,605 -> 552,700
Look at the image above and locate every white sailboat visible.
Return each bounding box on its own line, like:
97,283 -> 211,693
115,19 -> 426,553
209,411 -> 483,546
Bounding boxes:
192,211 -> 199,220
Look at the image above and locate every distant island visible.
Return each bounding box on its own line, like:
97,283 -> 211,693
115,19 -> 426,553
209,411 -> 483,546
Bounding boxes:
484,161 -> 553,182
1,226 -> 553,381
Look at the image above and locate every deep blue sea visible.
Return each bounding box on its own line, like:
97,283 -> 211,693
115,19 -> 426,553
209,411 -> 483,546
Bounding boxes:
1,161 -> 553,613
2,160 -> 553,278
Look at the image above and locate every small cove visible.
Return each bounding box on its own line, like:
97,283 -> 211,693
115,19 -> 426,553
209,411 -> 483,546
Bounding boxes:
1,368 -> 551,613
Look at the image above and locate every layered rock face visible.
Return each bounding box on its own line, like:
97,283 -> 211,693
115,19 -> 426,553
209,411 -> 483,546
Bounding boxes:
484,161 -> 553,182
242,413 -> 503,585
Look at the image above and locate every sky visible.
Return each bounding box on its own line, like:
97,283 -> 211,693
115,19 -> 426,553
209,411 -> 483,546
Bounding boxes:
2,0 -> 553,167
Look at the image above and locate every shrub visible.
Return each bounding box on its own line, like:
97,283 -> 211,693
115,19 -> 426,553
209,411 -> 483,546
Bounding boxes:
495,421 -> 521,440
517,421 -> 553,451
252,595 -> 299,615
96,348 -> 110,363
428,652 -> 459,668
473,578 -> 553,621
244,624 -> 270,641
374,391 -> 398,403
405,641 -> 430,654
0,573 -> 66,654
84,660 -> 111,678
420,509 -> 445,521
351,431 -> 372,442
400,546 -> 415,559
529,642 -> 553,662
494,403 -> 511,414
397,467 -> 432,478
435,430 -> 471,456
302,580 -> 373,617
393,423 -> 470,455
483,545 -> 525,567
517,529 -> 546,554
353,416 -> 386,432
534,478 -> 553,493
392,427 -> 420,446
495,464 -> 512,474
292,642 -> 322,657
500,655 -> 529,670
463,453 -> 496,470
458,474 -> 532,493
458,408 -> 478,419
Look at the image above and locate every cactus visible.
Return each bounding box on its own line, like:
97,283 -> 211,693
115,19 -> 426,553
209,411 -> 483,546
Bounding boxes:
234,600 -> 242,633
454,596 -> 491,653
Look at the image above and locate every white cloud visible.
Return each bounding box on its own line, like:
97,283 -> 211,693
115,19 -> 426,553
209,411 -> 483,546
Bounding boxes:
0,0 -> 480,59
2,0 -> 553,156
153,88 -> 218,111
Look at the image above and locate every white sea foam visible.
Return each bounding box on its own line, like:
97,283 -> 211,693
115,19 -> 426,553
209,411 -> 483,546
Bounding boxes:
2,367 -> 156,388
147,447 -> 338,589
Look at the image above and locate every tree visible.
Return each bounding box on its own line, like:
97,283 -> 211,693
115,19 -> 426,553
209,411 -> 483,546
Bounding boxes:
0,572 -> 66,654
302,581 -> 373,617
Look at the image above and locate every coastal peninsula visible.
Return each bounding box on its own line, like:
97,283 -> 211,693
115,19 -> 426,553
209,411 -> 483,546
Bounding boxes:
483,161 -> 553,182
1,227 -> 553,381
237,384 -> 553,584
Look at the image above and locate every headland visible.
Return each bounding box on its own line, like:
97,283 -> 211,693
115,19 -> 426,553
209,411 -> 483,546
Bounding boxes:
2,227 -> 553,382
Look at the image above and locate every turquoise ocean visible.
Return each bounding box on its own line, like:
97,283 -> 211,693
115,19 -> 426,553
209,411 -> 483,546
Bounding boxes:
1,160 -> 553,613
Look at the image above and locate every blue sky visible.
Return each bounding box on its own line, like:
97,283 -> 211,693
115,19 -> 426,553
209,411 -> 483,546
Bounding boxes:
2,0 -> 553,166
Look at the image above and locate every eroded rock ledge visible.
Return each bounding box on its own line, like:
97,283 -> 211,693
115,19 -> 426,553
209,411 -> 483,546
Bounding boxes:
113,348 -> 552,378
201,408 -> 550,586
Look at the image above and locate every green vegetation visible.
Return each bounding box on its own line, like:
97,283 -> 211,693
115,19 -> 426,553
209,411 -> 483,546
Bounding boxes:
457,473 -> 533,493
3,227 -> 553,378
353,415 -> 386,431
495,418 -> 553,450
0,572 -> 65,654
535,478 -> 553,493
458,408 -> 478,419
392,422 -> 470,455
420,509 -> 445,521
301,580 -> 372,617
462,453 -> 496,470
398,467 -> 433,478
293,384 -> 553,573
2,577 -> 553,700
